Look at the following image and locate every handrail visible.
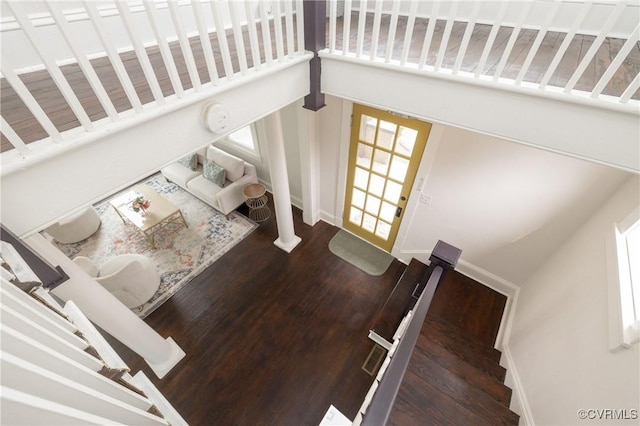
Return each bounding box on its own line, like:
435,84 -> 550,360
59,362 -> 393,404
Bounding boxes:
361,240 -> 462,425
361,265 -> 443,425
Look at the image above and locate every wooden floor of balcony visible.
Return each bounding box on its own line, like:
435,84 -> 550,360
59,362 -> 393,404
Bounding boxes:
1,13 -> 638,152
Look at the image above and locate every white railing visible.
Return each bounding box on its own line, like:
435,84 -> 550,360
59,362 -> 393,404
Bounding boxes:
0,0 -> 305,155
325,0 -> 640,110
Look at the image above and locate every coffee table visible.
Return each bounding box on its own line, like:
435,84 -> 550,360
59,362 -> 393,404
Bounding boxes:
110,184 -> 188,248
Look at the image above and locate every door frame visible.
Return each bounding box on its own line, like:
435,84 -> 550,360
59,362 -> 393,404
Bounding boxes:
341,103 -> 432,252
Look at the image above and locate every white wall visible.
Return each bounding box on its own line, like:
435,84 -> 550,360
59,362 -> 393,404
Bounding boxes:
398,125 -> 630,286
507,175 -> 640,425
316,95 -> 631,288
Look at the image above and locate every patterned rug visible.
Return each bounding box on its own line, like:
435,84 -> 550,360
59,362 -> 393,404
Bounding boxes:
50,173 -> 257,318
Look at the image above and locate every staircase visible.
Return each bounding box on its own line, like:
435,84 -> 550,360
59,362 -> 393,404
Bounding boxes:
388,315 -> 519,425
361,260 -> 519,425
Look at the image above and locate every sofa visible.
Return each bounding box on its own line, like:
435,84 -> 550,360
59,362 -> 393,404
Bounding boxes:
161,145 -> 258,217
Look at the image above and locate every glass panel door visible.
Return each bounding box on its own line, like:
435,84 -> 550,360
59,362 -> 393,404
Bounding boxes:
343,104 -> 432,252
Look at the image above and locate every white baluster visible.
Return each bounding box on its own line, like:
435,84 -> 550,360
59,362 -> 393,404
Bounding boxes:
144,0 -> 185,97
452,0 -> 481,74
8,2 -> 93,131
47,2 -> 119,121
418,0 -> 441,69
564,0 -> 628,94
167,0 -> 202,90
493,1 -> 534,81
229,0 -> 249,74
329,0 -> 337,53
115,1 -> 164,105
515,0 -> 562,85
210,0 -> 235,79
591,24 -> 640,98
356,0 -> 368,58
259,0 -> 274,65
384,0 -> 401,63
539,0 -> 592,89
284,0 -> 295,57
434,1 -> 458,71
0,117 -> 30,155
296,0 -> 305,54
475,1 -> 510,78
1,60 -> 62,142
370,0 -> 383,60
400,0 -> 419,66
244,1 -> 263,70
342,0 -> 352,55
192,0 -> 221,84
84,1 -> 143,112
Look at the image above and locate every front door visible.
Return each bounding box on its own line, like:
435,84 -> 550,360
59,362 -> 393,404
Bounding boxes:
343,104 -> 431,252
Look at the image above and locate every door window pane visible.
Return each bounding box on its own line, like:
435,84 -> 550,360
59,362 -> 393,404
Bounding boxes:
379,201 -> 396,222
396,126 -> 418,156
389,156 -> 409,182
349,207 -> 363,226
369,174 -> 385,197
372,149 -> 391,175
354,167 -> 369,190
365,195 -> 381,216
352,188 -> 366,209
377,120 -> 397,150
384,181 -> 402,203
363,213 -> 377,233
356,143 -> 373,169
360,115 -> 377,143
375,221 -> 391,240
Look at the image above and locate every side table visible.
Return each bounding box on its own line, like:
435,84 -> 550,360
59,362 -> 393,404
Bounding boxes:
242,183 -> 271,223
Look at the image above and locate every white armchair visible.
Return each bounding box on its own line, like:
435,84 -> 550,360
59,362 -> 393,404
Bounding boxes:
73,254 -> 160,309
45,206 -> 101,244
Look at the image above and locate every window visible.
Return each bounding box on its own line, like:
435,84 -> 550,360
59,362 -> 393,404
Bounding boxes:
609,207 -> 640,350
226,125 -> 260,156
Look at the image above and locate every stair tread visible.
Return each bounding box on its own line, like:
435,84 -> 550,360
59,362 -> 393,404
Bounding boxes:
421,318 -> 506,381
425,316 -> 502,363
389,367 -> 518,426
417,333 -> 512,406
410,340 -> 517,423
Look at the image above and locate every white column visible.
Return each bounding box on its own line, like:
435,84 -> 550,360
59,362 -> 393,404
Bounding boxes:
25,234 -> 185,379
297,102 -> 321,226
264,110 -> 302,252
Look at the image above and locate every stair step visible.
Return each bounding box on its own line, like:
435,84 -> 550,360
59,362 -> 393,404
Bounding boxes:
389,368 -> 513,426
425,316 -> 502,363
422,318 -> 507,382
411,339 -> 518,423
417,334 -> 512,406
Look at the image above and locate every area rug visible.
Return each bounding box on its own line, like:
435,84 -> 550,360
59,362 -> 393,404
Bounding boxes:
50,173 -> 257,319
328,230 -> 394,276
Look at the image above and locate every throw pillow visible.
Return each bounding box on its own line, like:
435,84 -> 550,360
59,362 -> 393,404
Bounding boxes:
206,145 -> 245,182
177,152 -> 198,171
203,158 -> 226,187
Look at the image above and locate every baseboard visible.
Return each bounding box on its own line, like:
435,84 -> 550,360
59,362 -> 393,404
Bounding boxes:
501,345 -> 535,425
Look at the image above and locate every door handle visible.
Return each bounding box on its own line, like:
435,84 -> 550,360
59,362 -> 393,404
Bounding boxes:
396,206 -> 403,217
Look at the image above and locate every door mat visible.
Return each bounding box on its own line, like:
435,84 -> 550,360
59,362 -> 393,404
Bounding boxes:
328,230 -> 394,276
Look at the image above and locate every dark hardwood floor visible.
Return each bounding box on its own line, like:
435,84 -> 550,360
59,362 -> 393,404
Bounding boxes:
104,195 -> 513,425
